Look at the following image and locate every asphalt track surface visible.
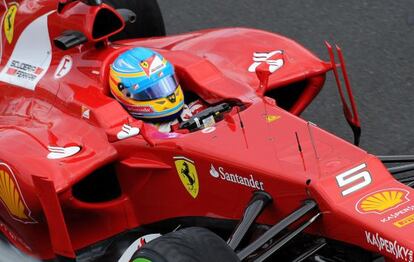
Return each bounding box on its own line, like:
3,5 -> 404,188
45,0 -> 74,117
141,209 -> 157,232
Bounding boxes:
157,0 -> 414,155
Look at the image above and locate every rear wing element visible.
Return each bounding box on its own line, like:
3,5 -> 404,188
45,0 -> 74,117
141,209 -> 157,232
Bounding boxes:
325,42 -> 361,146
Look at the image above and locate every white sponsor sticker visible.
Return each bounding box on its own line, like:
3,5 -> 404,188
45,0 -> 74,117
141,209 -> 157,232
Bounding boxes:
210,164 -> 264,190
117,124 -> 140,140
54,55 -> 72,79
248,50 -> 284,73
365,231 -> 413,261
47,146 -> 81,160
149,55 -> 165,75
0,12 -> 53,90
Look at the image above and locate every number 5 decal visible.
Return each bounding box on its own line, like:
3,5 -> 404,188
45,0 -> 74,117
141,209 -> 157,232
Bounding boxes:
336,163 -> 372,196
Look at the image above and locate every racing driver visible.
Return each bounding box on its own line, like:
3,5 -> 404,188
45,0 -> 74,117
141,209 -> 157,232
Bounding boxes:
109,47 -> 206,133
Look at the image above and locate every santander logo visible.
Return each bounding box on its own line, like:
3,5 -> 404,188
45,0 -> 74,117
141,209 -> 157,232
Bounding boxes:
209,164 -> 264,190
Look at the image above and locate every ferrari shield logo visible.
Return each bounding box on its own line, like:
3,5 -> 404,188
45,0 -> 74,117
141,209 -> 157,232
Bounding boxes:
140,61 -> 149,69
140,56 -> 155,77
140,55 -> 165,77
4,4 -> 18,44
174,156 -> 199,198
266,115 -> 281,123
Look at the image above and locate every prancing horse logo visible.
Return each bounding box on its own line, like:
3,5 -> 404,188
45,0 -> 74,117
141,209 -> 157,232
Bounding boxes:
4,4 -> 18,44
174,156 -> 199,198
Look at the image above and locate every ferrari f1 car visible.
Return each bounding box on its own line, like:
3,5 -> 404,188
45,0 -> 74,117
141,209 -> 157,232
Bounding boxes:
1,0 -> 414,261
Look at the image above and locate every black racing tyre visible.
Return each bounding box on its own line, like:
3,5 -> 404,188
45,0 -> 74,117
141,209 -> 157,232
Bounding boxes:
130,227 -> 240,262
102,0 -> 166,41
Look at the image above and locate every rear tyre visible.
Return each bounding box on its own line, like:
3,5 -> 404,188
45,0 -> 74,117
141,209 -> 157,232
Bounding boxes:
131,227 -> 240,262
102,0 -> 166,41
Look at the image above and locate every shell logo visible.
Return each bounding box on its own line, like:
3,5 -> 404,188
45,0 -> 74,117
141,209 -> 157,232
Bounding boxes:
0,163 -> 35,223
356,188 -> 410,214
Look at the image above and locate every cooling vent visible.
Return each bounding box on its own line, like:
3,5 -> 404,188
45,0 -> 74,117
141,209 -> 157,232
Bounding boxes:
72,164 -> 121,203
92,8 -> 123,40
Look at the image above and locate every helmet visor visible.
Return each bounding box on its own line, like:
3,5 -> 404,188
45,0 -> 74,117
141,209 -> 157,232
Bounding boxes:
131,75 -> 178,101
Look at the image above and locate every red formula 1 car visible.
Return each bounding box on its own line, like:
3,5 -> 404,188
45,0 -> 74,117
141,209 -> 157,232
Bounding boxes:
1,1 -> 414,261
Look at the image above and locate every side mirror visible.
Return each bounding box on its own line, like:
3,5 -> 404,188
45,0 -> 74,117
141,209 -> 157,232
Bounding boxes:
253,50 -> 284,96
116,8 -> 137,24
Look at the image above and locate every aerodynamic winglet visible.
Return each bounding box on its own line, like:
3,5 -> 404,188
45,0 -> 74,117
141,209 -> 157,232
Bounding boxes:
325,42 -> 361,146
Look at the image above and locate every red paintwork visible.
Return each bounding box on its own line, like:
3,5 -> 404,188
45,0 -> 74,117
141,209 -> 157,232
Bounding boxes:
0,1 -> 412,261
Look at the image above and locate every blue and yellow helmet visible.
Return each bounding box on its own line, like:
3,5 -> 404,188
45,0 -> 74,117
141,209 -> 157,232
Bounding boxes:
109,47 -> 184,121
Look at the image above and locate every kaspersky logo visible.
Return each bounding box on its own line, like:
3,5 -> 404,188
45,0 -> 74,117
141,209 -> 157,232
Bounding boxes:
210,164 -> 264,190
356,188 -> 410,214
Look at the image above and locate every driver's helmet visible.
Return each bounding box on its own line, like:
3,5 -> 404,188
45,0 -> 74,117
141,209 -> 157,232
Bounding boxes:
109,47 -> 184,121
